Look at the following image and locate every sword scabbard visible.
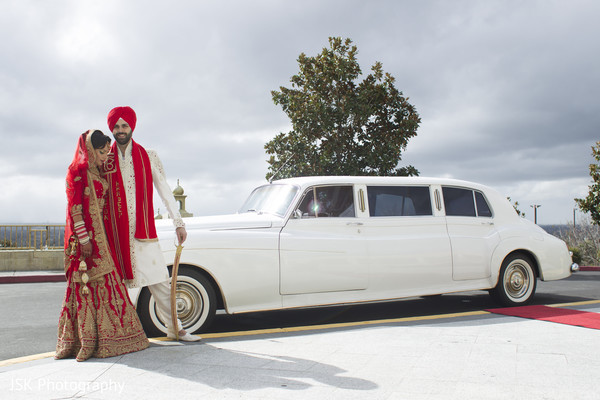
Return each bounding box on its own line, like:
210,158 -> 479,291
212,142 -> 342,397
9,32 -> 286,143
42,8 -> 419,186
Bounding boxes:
170,244 -> 183,341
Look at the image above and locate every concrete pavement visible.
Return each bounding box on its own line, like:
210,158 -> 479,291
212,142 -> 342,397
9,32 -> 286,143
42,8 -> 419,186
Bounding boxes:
1,299 -> 599,399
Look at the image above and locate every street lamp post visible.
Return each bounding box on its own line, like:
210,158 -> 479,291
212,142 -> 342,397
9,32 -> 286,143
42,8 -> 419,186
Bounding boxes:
530,204 -> 541,224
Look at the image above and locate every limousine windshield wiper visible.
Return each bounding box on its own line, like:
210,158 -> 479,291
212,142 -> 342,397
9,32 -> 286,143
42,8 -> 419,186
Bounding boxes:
244,209 -> 269,215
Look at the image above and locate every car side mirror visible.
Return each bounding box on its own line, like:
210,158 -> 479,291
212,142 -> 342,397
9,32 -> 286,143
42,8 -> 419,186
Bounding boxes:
293,209 -> 303,219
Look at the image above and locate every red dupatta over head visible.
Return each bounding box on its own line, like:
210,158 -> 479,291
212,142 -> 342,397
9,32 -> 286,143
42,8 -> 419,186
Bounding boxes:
64,131 -> 95,251
104,140 -> 157,281
64,130 -> 118,281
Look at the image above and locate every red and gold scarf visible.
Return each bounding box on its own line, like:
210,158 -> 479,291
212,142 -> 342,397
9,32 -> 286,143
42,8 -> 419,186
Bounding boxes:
104,140 -> 157,280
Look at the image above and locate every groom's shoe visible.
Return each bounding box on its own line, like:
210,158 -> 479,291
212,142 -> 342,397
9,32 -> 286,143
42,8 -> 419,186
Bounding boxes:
167,330 -> 202,342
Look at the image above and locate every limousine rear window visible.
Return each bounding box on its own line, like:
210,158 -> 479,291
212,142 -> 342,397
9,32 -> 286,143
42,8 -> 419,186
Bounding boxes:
443,187 -> 476,217
442,187 -> 493,217
367,186 -> 433,216
475,191 -> 493,217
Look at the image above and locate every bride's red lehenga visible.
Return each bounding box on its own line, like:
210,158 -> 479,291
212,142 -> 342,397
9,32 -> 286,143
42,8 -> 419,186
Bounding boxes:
55,130 -> 149,362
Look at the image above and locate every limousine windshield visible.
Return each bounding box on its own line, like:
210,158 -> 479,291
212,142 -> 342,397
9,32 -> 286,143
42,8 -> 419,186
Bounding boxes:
238,184 -> 299,217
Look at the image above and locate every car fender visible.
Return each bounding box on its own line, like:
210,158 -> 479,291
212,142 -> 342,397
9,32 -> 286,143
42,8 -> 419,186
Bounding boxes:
160,228 -> 283,313
489,238 -> 540,287
490,233 -> 571,286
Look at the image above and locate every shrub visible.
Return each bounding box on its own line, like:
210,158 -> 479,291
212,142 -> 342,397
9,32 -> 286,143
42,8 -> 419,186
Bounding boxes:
555,216 -> 600,266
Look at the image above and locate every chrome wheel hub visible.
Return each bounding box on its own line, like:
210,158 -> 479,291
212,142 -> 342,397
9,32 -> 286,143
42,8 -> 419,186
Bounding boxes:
174,282 -> 204,329
505,263 -> 530,299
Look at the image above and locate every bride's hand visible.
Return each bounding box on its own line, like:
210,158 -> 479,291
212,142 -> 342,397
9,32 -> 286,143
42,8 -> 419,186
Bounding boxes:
81,242 -> 93,258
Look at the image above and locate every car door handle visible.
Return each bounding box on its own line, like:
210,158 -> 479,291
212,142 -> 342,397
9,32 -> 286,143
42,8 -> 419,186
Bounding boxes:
347,222 -> 364,226
481,221 -> 494,226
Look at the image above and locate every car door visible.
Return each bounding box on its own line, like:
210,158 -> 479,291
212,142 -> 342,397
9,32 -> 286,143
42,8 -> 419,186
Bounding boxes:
442,186 -> 500,280
279,185 -> 368,295
359,185 -> 453,294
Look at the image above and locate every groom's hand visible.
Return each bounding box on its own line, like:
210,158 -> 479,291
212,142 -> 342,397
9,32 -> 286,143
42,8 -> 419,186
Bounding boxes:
176,227 -> 187,245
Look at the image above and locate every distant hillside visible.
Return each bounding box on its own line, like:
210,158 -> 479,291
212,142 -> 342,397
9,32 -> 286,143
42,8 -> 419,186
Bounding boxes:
540,225 -> 571,237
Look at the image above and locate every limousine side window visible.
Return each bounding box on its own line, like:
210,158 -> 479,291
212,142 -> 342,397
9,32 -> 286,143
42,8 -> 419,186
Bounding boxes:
296,186 -> 355,218
367,186 -> 433,216
475,191 -> 492,217
443,187 -> 492,217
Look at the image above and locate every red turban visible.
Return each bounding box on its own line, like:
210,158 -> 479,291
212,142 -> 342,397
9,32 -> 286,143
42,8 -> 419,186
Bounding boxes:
107,106 -> 137,132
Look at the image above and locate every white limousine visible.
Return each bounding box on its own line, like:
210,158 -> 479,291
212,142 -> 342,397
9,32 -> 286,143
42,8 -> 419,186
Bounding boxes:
132,176 -> 578,335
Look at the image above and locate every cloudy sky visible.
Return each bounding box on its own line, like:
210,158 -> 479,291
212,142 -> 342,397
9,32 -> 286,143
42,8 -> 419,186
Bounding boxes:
1,0 -> 597,225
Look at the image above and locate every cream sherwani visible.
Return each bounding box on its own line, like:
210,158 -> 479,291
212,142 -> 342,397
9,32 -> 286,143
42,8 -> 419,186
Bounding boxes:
117,142 -> 185,331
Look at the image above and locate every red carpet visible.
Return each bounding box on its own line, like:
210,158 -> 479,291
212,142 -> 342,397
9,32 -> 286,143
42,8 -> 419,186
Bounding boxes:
486,305 -> 600,330
580,266 -> 600,271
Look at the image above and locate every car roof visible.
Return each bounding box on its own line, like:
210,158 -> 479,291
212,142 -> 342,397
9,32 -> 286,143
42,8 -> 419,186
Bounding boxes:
272,175 -> 490,190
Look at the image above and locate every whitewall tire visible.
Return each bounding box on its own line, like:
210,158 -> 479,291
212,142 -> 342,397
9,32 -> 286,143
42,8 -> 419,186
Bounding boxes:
137,266 -> 217,336
490,253 -> 537,306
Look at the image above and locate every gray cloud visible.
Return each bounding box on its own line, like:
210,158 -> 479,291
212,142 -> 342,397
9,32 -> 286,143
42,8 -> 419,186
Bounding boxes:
0,0 -> 598,225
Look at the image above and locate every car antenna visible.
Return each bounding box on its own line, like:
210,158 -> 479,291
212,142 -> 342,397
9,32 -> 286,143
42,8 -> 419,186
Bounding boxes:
268,155 -> 295,184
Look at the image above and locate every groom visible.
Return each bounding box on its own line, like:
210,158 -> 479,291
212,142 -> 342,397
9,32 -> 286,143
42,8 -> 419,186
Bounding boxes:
104,106 -> 200,342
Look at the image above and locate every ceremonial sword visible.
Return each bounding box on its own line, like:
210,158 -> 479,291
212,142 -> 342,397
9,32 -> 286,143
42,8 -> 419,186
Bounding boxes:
170,243 -> 184,341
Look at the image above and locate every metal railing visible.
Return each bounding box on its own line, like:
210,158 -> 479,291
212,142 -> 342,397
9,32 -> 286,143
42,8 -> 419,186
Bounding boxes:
0,225 -> 65,250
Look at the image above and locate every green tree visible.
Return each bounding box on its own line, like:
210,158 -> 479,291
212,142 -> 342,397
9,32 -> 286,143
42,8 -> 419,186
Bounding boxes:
576,141 -> 600,225
265,37 -> 421,181
507,197 -> 525,218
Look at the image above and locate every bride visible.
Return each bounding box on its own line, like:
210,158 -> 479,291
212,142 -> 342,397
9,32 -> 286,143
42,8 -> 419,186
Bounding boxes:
55,130 -> 149,361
